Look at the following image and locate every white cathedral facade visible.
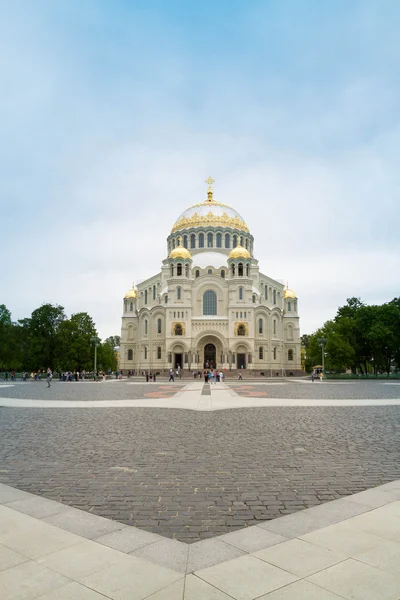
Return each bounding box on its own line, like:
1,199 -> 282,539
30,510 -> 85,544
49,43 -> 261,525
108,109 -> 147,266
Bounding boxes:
120,179 -> 302,376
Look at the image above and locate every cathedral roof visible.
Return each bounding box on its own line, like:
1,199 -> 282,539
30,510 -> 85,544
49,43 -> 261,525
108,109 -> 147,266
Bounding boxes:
169,241 -> 192,260
228,244 -> 251,260
124,283 -> 137,299
284,283 -> 297,299
171,177 -> 249,234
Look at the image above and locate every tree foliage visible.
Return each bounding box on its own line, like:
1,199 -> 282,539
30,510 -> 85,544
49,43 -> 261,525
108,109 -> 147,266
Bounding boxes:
0,303 -> 119,373
303,297 -> 400,375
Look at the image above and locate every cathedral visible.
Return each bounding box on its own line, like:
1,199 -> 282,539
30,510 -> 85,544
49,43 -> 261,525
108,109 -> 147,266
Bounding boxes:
120,178 -> 302,376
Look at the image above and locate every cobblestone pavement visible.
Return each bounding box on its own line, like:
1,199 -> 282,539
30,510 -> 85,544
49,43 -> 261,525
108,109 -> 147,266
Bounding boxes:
0,404 -> 399,542
0,381 -> 185,401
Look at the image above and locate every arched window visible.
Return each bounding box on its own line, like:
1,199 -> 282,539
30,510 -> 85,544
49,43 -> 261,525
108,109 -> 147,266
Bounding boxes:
144,320 -> 148,335
225,233 -> 230,248
164,295 -> 168,304
288,349 -> 294,361
216,233 -> 222,248
237,324 -> 246,336
207,269 -> 212,275
273,290 -> 276,304
232,263 -> 235,276
177,286 -> 181,300
265,286 -> 268,300
252,295 -> 256,303
130,302 -> 133,311
144,290 -> 148,304
238,263 -> 243,276
185,264 -> 189,277
240,236 -> 244,246
239,287 -> 243,300
195,269 -> 200,278
203,290 -> 217,315
259,347 -> 263,359
144,347 -> 148,359
207,232 -> 213,248
287,325 -> 293,341
273,319 -> 276,335
172,239 -> 176,249
245,238 -> 249,249
157,347 -> 162,359
221,270 -> 225,278
273,347 -> 277,360
174,323 -> 183,335
128,349 -> 133,360
258,318 -> 263,334
171,264 -> 174,277
233,234 -> 237,248
157,318 -> 162,334
177,263 -> 182,276
199,233 -> 204,248
183,235 -> 188,248
246,264 -> 250,276
288,302 -> 291,312
190,234 -> 196,248
153,285 -> 156,300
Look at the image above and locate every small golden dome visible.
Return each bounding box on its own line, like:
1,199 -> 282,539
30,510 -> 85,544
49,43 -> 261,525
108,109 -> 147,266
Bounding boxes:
169,240 -> 191,260
125,284 -> 137,299
284,283 -> 296,299
229,244 -> 251,260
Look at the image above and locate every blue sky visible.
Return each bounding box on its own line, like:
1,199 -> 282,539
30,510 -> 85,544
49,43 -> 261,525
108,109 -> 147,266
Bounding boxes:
1,0 -> 399,337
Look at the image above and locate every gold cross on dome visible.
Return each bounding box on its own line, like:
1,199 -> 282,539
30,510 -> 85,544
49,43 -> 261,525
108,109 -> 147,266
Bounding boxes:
205,176 -> 215,190
205,176 -> 215,201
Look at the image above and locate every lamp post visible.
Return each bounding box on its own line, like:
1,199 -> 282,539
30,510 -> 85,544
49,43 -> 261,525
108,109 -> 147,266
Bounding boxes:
318,337 -> 326,374
91,336 -> 101,374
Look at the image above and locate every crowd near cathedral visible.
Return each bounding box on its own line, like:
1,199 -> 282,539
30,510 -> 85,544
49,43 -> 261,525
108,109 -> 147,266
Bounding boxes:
120,178 -> 302,376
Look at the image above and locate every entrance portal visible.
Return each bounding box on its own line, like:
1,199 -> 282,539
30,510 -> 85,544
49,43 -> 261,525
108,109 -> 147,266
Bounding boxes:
204,343 -> 216,369
237,353 -> 246,369
174,353 -> 182,369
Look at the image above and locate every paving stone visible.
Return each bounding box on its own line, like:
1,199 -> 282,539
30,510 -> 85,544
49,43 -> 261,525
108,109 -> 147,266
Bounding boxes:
0,560 -> 69,600
308,558 -> 400,600
0,543 -> 29,572
355,540 -> 400,575
254,538 -> 346,577
187,538 -> 245,572
4,495 -> 70,519
80,555 -> 183,599
94,525 -> 161,553
195,554 -> 298,600
184,574 -> 233,598
218,526 -> 287,553
43,507 -> 125,539
131,538 -> 189,573
255,579 -> 346,599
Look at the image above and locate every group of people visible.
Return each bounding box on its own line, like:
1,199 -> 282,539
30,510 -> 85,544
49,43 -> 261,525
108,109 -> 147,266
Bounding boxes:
311,369 -> 323,382
204,369 -> 225,383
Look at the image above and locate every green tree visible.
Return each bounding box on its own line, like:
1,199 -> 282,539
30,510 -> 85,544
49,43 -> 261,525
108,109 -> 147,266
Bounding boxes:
28,304 -> 66,370
56,312 -> 98,371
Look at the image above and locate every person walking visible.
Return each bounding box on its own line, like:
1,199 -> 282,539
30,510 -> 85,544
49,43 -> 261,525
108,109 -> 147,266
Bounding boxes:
46,368 -> 53,388
311,370 -> 315,382
319,371 -> 323,382
169,368 -> 174,382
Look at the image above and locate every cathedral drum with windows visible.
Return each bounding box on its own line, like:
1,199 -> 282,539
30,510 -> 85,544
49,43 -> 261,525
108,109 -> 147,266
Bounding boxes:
120,178 -> 302,376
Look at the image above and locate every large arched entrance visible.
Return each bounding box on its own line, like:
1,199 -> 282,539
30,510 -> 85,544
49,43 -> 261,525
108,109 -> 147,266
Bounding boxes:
204,343 -> 216,369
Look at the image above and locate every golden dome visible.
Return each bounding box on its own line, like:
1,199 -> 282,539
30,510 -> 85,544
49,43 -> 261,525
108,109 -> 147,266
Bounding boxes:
171,177 -> 249,233
228,244 -> 251,260
284,283 -> 296,299
169,241 -> 192,260
124,283 -> 137,299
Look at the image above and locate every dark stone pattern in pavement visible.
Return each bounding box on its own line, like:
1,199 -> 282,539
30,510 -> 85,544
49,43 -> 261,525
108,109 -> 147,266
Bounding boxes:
228,381 -> 400,399
0,405 -> 399,542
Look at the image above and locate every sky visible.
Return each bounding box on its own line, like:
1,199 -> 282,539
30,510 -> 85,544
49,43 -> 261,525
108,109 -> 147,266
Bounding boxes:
1,0 -> 399,338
